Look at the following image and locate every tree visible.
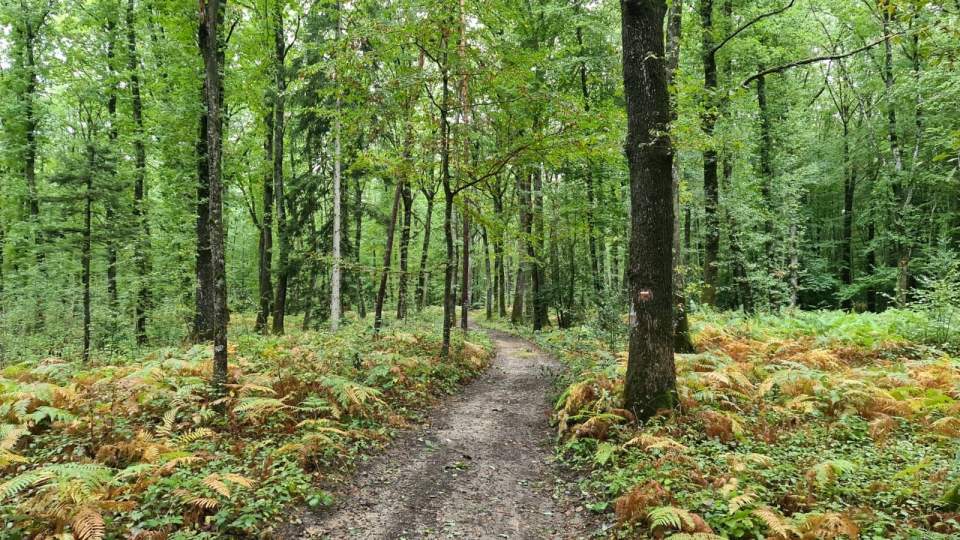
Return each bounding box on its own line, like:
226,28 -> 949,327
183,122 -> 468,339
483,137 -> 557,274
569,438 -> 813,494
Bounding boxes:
620,0 -> 676,420
201,0 -> 229,390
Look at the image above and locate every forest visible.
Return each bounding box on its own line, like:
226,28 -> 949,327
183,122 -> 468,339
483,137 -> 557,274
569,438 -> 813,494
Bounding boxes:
1,0 -> 959,538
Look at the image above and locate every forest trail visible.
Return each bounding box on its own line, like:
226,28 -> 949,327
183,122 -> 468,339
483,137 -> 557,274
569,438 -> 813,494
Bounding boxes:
283,329 -> 598,539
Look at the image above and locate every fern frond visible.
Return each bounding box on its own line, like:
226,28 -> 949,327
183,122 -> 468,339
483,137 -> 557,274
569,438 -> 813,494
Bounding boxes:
71,508 -> 105,540
221,472 -> 255,488
172,427 -> 215,447
623,433 -> 688,452
752,506 -> 797,539
727,491 -> 756,514
648,506 -> 696,530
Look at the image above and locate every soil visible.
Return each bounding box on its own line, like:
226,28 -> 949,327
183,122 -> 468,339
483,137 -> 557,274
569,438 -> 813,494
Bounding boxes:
278,329 -> 603,539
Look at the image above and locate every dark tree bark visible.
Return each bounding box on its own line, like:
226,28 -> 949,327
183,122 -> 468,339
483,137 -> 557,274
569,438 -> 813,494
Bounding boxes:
105,14 -> 120,311
127,0 -> 151,345
666,0 -> 694,353
396,164 -> 414,319
531,169 -> 547,331
576,25 -> 603,298
620,0 -> 677,420
415,184 -> 435,311
82,143 -> 94,362
201,0 -> 229,390
439,38 -> 455,358
482,226 -> 493,320
460,202 -> 470,330
354,171 -> 366,318
374,180 -> 404,334
255,105 -> 274,332
756,70 -> 777,306
699,0 -> 720,306
490,182 -> 507,317
841,118 -> 855,308
511,174 -> 531,325
271,3 -> 288,334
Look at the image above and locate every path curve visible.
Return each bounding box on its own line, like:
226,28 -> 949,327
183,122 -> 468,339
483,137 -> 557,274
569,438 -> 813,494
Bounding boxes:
282,329 -> 597,539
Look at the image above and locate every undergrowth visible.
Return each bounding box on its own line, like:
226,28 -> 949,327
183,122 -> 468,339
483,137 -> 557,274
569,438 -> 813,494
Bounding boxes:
485,310 -> 960,539
0,309 -> 492,539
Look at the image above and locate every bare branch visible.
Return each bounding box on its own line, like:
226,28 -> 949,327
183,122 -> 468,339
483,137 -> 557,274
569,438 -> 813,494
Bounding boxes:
712,0 -> 796,55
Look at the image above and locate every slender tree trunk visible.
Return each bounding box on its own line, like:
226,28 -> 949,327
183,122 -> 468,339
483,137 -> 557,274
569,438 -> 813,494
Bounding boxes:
491,188 -> 507,317
193,83 -> 214,341
354,171 -> 365,318
271,3 -> 288,334
699,0 -> 720,306
439,39 -> 455,357
621,0 -> 677,420
415,190 -> 434,311
396,162 -> 414,320
840,119 -> 855,309
881,2 -> 907,306
756,70 -> 776,307
511,175 -> 531,325
375,180 -> 404,334
330,3 -> 343,330
105,16 -> 120,311
20,13 -> 43,328
482,226 -> 493,320
532,168 -> 547,330
460,202 -> 470,330
665,0 -> 694,352
201,0 -> 229,390
255,105 -> 274,332
576,26 -> 603,298
127,0 -> 151,344
82,144 -> 94,362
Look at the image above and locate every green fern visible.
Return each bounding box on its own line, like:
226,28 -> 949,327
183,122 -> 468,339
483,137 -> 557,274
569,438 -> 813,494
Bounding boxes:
648,505 -> 696,530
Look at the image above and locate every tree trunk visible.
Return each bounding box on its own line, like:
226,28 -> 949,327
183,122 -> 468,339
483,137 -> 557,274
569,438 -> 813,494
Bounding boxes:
330,4 -> 344,330
19,11 -> 43,329
576,25 -> 603,298
532,168 -> 547,331
666,0 -> 694,352
756,70 -> 776,306
840,119 -> 854,309
271,2 -> 288,335
699,0 -> 719,307
460,202 -> 470,330
511,174 -> 531,325
482,226 -> 493,320
374,180 -> 404,334
415,190 -> 434,311
105,15 -> 120,311
439,37 -> 454,358
255,105 -> 274,332
621,0 -> 677,420
201,0 -> 229,391
82,144 -> 94,362
396,162 -> 414,320
127,0 -> 151,344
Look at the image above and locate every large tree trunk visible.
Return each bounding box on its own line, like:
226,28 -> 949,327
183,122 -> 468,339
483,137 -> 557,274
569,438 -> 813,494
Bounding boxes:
271,3 -> 288,335
699,0 -> 720,307
201,0 -> 229,390
621,0 -> 677,420
255,106 -> 274,332
127,0 -> 151,345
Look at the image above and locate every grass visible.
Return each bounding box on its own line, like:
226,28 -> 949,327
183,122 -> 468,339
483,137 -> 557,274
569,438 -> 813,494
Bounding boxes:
0,309 -> 493,540
484,309 -> 960,539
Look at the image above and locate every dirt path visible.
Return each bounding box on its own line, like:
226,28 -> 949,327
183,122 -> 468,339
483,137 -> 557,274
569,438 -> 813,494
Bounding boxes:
281,329 -> 599,539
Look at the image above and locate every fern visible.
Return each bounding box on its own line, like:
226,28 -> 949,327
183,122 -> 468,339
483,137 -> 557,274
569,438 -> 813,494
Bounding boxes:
752,506 -> 798,539
648,505 -> 696,530
320,375 -> 385,417
71,508 -> 105,540
806,459 -> 856,488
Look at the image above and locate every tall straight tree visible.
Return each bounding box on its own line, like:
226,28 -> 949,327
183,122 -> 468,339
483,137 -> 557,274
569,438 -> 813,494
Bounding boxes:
126,0 -> 150,345
620,0 -> 676,420
201,0 -> 228,390
270,0 -> 289,335
330,0 -> 343,331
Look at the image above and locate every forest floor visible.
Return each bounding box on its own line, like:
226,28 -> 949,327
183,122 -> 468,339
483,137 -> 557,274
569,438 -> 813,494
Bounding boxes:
281,329 -> 602,539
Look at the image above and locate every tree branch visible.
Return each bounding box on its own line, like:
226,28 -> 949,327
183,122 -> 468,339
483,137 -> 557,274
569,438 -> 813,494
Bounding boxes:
741,33 -> 901,87
712,0 -> 796,55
